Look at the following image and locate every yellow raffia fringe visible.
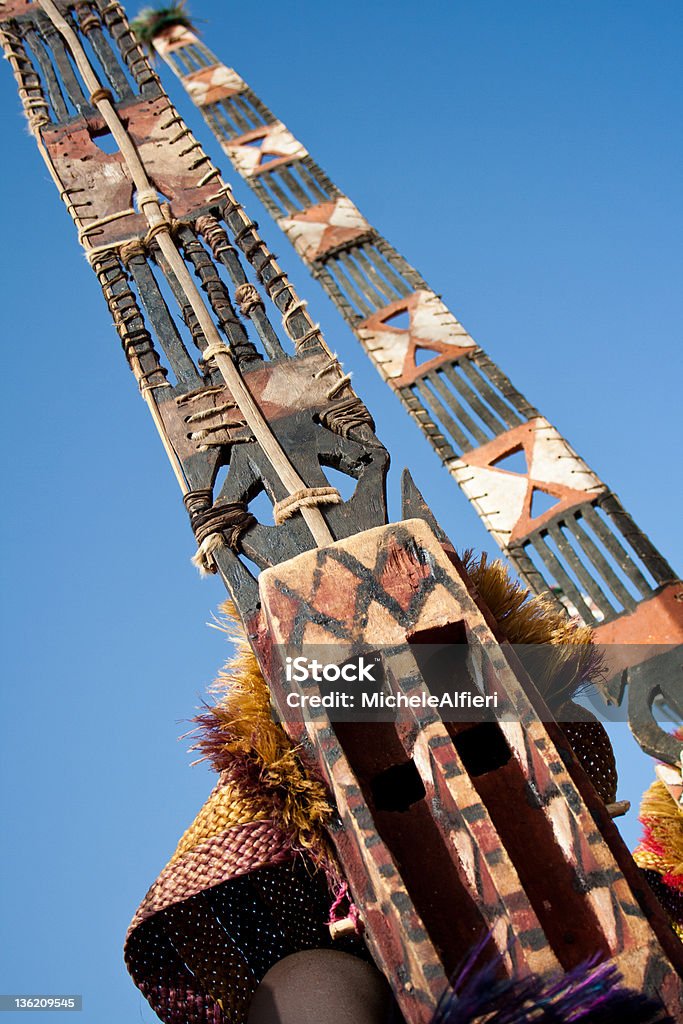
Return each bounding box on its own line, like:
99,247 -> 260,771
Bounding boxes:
190,601 -> 335,865
464,551 -> 591,644
462,551 -> 601,706
634,779 -> 683,880
634,775 -> 683,941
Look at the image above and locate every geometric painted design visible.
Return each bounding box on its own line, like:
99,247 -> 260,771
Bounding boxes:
451,419 -> 605,545
278,197 -> 370,262
152,23 -> 198,57
357,290 -> 476,386
225,122 -> 307,177
261,519 -> 472,648
184,65 -> 246,106
43,95 -> 226,248
0,0 -> 34,16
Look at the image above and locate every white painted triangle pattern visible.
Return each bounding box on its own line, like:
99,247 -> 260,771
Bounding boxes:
278,197 -> 370,261
450,418 -> 606,545
451,463 -> 530,546
226,122 -> 308,176
528,423 -> 603,492
357,289 -> 475,382
410,291 -> 471,347
153,24 -> 198,57
185,65 -> 246,106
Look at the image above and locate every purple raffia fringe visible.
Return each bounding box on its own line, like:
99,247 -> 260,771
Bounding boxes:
431,937 -> 673,1024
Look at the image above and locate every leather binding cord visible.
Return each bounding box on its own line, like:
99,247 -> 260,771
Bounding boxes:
184,489 -> 256,574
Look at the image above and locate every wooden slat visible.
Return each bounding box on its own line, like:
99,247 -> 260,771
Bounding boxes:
206,103 -> 240,141
336,249 -> 388,310
223,94 -> 252,132
528,534 -> 596,623
563,515 -> 638,613
313,264 -> 364,325
326,254 -> 375,318
352,245 -> 402,303
439,362 -> 506,433
360,240 -> 413,295
278,165 -> 313,210
545,521 -> 614,619
373,236 -> 429,291
232,91 -> 260,129
22,26 -> 67,119
81,20 -> 133,100
128,256 -> 200,387
397,387 -> 457,462
413,379 -> 471,453
472,351 -> 539,420
258,167 -> 298,215
580,504 -> 654,598
37,14 -> 88,111
456,357 -> 525,428
424,370 -> 489,446
301,155 -> 340,200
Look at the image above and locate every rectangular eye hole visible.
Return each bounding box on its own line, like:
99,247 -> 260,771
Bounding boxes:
332,720 -> 493,979
453,722 -> 512,777
370,760 -> 426,813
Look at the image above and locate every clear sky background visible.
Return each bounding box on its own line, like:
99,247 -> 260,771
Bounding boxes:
1,1 -> 681,1021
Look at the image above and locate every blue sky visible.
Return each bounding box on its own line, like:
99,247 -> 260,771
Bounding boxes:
1,2 -> 681,1020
